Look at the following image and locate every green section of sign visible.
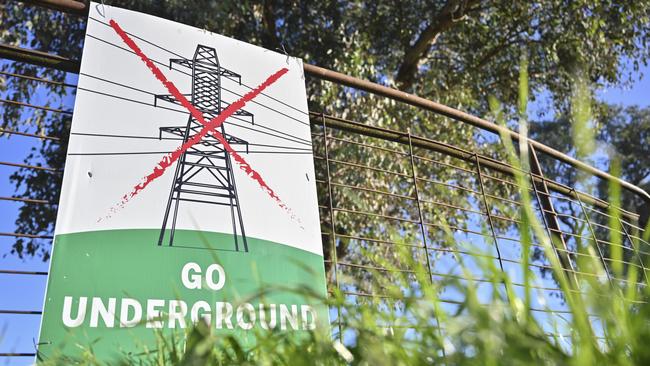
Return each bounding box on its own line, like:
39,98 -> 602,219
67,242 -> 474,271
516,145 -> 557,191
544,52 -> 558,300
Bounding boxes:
38,229 -> 328,361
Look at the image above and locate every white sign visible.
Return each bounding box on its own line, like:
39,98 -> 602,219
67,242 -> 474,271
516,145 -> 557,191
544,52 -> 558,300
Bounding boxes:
39,3 -> 327,361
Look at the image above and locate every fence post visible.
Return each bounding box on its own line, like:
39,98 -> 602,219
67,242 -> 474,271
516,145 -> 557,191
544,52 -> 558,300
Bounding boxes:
529,144 -> 579,290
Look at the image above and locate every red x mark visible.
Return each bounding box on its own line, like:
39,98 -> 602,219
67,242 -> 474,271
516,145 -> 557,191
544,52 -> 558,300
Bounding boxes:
101,19 -> 296,222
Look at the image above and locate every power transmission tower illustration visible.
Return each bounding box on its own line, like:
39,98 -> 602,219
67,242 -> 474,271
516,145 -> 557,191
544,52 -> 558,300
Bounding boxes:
153,45 -> 253,251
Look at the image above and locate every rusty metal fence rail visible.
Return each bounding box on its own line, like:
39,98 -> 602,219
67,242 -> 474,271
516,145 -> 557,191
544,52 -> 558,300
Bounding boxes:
1,0 -> 650,360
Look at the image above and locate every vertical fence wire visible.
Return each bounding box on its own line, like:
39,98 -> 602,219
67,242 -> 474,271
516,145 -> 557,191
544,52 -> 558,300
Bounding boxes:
407,130 -> 434,283
320,113 -> 342,341
619,216 -> 650,285
407,130 -> 447,356
474,154 -> 508,286
572,187 -> 615,288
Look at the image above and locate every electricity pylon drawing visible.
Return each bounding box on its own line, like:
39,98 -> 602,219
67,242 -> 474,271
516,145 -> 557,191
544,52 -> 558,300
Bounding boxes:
153,45 -> 253,251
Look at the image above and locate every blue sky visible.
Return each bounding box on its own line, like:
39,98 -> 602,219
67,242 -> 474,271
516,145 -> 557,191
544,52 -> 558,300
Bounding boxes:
1,59 -> 649,364
598,62 -> 650,107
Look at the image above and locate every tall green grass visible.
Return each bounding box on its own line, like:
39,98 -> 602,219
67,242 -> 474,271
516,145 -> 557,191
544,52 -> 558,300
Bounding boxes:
39,62 -> 650,366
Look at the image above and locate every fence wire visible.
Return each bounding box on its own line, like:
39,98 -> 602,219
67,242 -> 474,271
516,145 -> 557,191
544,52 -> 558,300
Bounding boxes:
309,112 -> 648,343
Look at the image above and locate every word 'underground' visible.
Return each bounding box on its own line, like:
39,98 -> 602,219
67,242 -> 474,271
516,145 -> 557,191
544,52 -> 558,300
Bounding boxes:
60,262 -> 318,330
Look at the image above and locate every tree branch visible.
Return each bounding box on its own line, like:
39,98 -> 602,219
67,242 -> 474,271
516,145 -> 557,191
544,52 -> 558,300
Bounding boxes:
472,37 -> 523,71
394,0 -> 478,90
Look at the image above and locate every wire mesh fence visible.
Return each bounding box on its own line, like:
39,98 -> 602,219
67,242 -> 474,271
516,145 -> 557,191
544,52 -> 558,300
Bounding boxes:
309,112 -> 649,342
1,1 -> 650,360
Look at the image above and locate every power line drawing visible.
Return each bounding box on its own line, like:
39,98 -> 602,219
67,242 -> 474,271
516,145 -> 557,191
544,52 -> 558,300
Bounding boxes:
153,44 -> 253,252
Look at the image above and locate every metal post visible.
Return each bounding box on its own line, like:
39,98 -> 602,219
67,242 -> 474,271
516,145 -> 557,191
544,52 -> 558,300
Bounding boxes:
0,43 -> 80,73
528,145 -> 579,289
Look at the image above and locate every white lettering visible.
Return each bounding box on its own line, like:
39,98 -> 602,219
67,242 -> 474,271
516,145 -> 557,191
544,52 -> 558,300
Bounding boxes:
236,303 -> 256,330
90,297 -> 116,328
205,264 -> 226,291
60,295 -> 315,332
216,301 -> 233,329
146,299 -> 165,328
301,305 -> 317,330
259,303 -> 277,330
181,262 -> 202,290
280,304 -> 299,330
190,300 -> 212,326
119,298 -> 142,328
168,300 -> 188,328
62,296 -> 87,328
